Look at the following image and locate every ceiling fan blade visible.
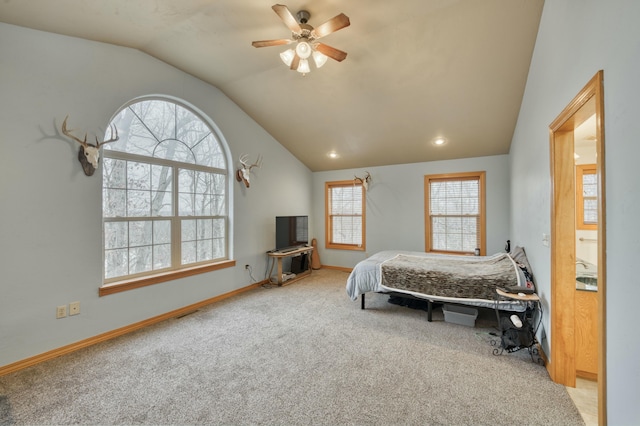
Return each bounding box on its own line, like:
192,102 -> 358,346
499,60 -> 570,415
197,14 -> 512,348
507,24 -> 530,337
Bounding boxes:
315,43 -> 348,62
272,4 -> 302,34
311,13 -> 350,39
252,39 -> 293,48
290,53 -> 300,70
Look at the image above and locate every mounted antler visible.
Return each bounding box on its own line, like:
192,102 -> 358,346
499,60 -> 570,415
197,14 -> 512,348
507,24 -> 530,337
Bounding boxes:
236,154 -> 263,188
354,171 -> 372,191
61,116 -> 119,176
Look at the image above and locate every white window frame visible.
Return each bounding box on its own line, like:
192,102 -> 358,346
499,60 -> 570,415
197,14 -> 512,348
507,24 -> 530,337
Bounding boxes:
100,97 -> 234,296
424,171 -> 486,255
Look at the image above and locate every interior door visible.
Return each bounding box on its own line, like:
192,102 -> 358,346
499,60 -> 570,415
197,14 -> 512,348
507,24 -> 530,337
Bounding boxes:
549,70 -> 606,424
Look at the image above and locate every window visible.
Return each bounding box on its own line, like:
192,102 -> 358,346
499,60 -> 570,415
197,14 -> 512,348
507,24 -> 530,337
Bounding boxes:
325,181 -> 365,250
425,172 -> 485,255
101,98 -> 232,294
576,164 -> 597,230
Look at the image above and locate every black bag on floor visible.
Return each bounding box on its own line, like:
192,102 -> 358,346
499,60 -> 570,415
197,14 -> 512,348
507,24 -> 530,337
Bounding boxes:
500,316 -> 534,350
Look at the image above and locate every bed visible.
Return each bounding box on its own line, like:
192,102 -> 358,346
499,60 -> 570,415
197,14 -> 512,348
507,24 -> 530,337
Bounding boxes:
346,248 -> 535,321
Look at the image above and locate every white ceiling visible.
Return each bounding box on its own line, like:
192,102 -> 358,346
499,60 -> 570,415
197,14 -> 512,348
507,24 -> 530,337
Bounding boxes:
0,0 -> 544,171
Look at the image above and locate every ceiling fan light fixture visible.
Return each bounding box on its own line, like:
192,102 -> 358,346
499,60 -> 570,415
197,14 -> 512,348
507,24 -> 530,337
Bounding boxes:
280,48 -> 295,66
297,58 -> 311,74
295,41 -> 312,59
252,5 -> 350,76
312,50 -> 328,68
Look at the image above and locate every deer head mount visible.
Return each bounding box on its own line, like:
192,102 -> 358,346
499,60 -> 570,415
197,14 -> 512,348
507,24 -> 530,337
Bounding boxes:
354,171 -> 372,191
236,154 -> 263,188
61,116 -> 119,176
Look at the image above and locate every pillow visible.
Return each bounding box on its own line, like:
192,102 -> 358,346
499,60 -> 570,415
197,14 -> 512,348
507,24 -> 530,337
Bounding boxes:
509,246 -> 535,289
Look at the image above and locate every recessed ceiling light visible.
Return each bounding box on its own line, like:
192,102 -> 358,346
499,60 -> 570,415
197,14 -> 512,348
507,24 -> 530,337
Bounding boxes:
328,151 -> 339,159
432,137 -> 448,146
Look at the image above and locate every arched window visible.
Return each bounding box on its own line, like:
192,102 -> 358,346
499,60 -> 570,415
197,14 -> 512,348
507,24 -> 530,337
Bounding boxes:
101,98 -> 231,293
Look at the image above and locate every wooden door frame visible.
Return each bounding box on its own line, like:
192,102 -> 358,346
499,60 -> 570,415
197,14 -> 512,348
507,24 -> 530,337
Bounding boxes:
549,70 -> 606,425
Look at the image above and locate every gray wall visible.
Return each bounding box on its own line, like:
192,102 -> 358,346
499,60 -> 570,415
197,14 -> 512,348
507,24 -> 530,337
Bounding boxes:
0,23 -> 312,366
510,1 -> 640,422
4,1 -> 640,421
312,155 -> 511,268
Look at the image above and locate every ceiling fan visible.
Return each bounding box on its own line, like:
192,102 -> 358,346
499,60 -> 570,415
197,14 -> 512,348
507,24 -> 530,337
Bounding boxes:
251,4 -> 350,74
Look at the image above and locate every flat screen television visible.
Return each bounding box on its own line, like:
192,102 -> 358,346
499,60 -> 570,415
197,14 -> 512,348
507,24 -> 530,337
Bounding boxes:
275,216 -> 309,251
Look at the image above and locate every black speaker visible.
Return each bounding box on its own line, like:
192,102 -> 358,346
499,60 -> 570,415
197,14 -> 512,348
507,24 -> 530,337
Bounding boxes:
290,253 -> 309,274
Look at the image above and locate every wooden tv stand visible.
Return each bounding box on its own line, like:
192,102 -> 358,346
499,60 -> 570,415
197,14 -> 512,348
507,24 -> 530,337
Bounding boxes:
267,246 -> 314,286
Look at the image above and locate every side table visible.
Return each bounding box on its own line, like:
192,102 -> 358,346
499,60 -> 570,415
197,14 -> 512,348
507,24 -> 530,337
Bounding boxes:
267,246 -> 314,286
491,288 -> 544,364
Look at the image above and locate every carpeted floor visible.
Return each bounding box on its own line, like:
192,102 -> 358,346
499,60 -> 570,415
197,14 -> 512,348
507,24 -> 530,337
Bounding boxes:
0,269 -> 583,425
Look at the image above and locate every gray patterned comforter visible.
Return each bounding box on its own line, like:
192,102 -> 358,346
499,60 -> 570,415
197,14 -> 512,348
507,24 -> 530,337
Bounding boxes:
346,251 -> 527,311
380,253 -> 519,301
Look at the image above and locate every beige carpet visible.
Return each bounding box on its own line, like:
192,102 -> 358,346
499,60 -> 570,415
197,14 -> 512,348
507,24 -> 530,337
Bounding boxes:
0,269 -> 583,425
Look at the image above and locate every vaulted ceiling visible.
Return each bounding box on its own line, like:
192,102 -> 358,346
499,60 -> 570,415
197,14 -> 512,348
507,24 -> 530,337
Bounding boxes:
0,0 -> 544,171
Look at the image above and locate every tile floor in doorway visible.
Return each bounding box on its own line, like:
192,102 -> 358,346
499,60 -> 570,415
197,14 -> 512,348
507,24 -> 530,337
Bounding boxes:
566,377 -> 597,425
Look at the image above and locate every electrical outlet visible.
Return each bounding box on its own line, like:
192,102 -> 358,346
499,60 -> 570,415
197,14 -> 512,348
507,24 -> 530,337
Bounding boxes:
69,301 -> 80,316
56,305 -> 67,319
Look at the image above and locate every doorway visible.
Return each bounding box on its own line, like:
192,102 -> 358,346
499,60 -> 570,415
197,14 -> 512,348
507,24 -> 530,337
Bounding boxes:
549,71 -> 606,424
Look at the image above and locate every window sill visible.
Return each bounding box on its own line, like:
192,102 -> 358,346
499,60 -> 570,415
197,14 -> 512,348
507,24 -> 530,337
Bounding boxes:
99,260 -> 236,296
427,250 -> 479,256
325,244 -> 365,251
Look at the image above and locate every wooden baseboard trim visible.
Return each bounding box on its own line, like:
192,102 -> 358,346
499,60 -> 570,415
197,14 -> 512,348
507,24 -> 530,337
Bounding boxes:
320,265 -> 353,273
537,343 -> 553,379
0,280 -> 267,377
576,370 -> 598,381
537,343 -> 549,366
